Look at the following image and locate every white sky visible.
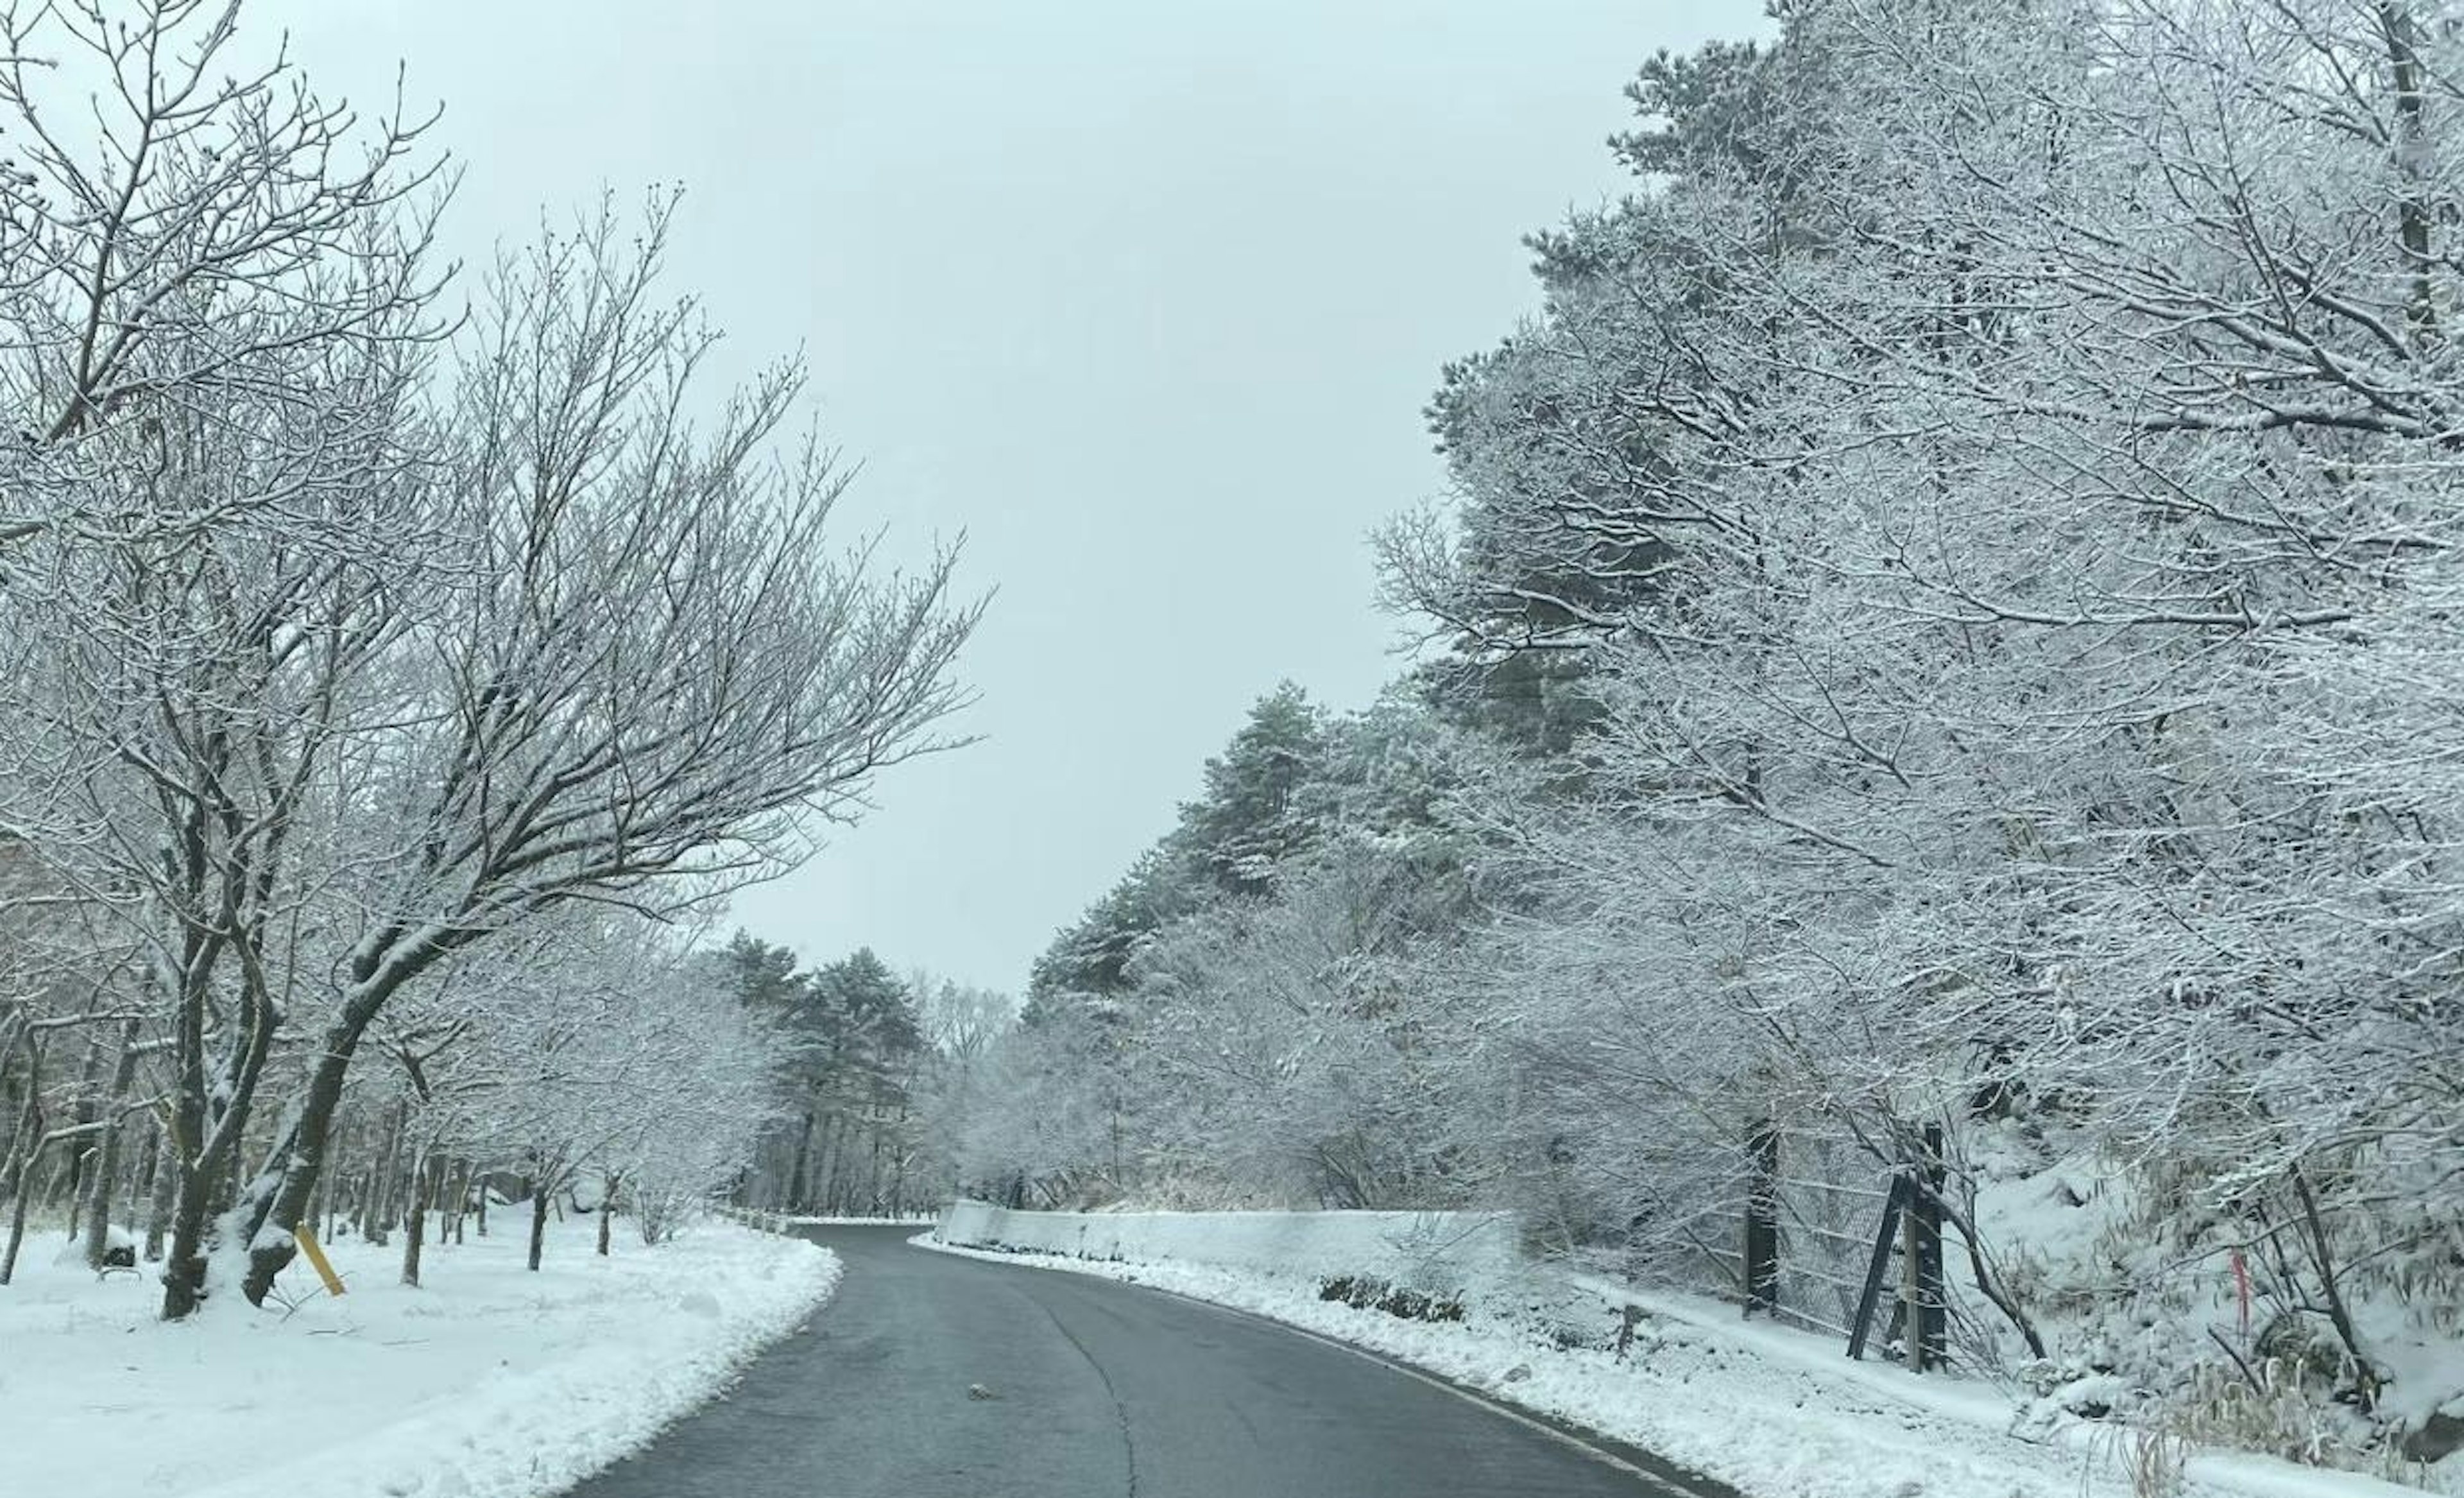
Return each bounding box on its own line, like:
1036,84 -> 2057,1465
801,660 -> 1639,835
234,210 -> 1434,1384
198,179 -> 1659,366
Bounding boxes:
256,0 -> 1768,992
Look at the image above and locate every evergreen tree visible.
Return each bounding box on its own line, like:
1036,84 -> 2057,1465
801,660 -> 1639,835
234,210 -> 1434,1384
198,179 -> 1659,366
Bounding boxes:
1179,682 -> 1329,896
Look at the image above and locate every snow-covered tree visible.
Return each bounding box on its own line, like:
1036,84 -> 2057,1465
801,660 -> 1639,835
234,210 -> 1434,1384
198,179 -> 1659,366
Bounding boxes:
0,1 -> 980,1318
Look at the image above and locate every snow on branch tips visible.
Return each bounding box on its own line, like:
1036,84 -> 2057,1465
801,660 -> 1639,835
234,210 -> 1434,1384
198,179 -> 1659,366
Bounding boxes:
0,0 -> 977,1323
964,1 -> 2464,1476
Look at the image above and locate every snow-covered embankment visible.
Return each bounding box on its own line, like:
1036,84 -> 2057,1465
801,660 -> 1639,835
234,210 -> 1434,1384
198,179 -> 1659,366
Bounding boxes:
1,1209 -> 838,1498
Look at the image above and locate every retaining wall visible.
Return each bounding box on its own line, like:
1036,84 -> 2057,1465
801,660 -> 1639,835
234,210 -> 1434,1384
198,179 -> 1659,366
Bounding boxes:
933,1201 -> 1523,1297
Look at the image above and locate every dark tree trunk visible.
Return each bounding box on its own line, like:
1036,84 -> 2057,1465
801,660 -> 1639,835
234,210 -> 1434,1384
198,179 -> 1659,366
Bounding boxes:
785,1110 -> 814,1212
0,1046 -> 44,1285
327,1117 -> 353,1241
364,1101 -> 406,1243
143,1128 -> 176,1264
81,1020 -> 144,1270
527,1184 -> 549,1271
888,1104 -> 911,1216
0,1150 -> 32,1286
401,1151 -> 433,1287
817,1113 -> 844,1214
159,1162 -> 216,1318
237,1001 -> 381,1306
868,1117 -> 886,1215
133,1126 -> 160,1219
58,1035 -> 105,1218
162,951 -> 284,1318
160,1089 -> 266,1318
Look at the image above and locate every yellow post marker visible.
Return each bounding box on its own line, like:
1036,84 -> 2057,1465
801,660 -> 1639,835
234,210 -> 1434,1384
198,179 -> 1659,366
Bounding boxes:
293,1227 -> 346,1297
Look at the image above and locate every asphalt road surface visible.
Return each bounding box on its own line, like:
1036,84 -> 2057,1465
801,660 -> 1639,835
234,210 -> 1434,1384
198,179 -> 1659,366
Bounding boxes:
566,1224 -> 1742,1498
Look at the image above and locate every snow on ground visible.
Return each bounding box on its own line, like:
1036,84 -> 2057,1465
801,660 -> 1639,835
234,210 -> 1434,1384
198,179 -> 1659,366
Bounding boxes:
1962,1125 -> 2463,1479
920,1230 -> 2435,1498
2,1207 -> 839,1498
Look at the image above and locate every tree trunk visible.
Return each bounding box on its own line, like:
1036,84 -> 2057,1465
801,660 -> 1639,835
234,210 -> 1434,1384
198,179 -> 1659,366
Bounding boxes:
236,1001 -> 381,1306
816,1113 -> 844,1214
596,1175 -> 616,1257
44,1147 -> 81,1230
164,963 -> 284,1318
63,1146 -> 89,1243
436,1156 -> 457,1246
0,1155 -> 31,1284
401,1151 -> 432,1287
785,1110 -> 815,1212
888,1103 -> 911,1216
0,1047 -> 44,1284
527,1182 -> 549,1271
143,1126 -> 176,1264
867,1115 -> 886,1215
2381,0 -> 2436,343
305,1155 -> 329,1250
158,1170 -> 212,1316
327,1117 -> 353,1241
133,1126 -> 160,1223
57,1035 -> 105,1216
81,1020 -> 144,1270
364,1101 -> 406,1243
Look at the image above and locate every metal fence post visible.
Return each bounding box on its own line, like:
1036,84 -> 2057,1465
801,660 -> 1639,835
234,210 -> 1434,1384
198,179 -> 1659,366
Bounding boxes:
1845,1175 -> 1909,1361
1911,1123 -> 1947,1371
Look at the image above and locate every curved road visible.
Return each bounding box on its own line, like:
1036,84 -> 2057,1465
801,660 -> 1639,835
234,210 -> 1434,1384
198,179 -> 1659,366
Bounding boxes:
567,1225 -> 1741,1498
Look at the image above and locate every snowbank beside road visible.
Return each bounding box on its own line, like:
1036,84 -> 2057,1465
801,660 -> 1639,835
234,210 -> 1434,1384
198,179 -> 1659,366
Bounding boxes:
1,1209 -> 838,1498
922,1219 -> 2442,1498
937,1198 -> 1519,1298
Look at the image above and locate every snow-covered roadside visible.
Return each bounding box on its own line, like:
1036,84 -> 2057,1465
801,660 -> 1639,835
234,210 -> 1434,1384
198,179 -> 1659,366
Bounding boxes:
1555,1273 -> 2444,1498
3,1209 -> 839,1498
918,1233 -> 2431,1498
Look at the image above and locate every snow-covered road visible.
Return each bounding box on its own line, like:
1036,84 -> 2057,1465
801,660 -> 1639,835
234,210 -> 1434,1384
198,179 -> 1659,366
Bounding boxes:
565,1224 -> 1734,1498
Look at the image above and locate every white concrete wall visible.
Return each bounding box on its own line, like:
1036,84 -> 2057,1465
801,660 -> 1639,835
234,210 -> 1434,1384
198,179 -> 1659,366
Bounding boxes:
934,1202 -> 1524,1298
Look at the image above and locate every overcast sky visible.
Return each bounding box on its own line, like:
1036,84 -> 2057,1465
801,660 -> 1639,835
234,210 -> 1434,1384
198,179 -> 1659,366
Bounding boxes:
260,0 -> 1768,993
